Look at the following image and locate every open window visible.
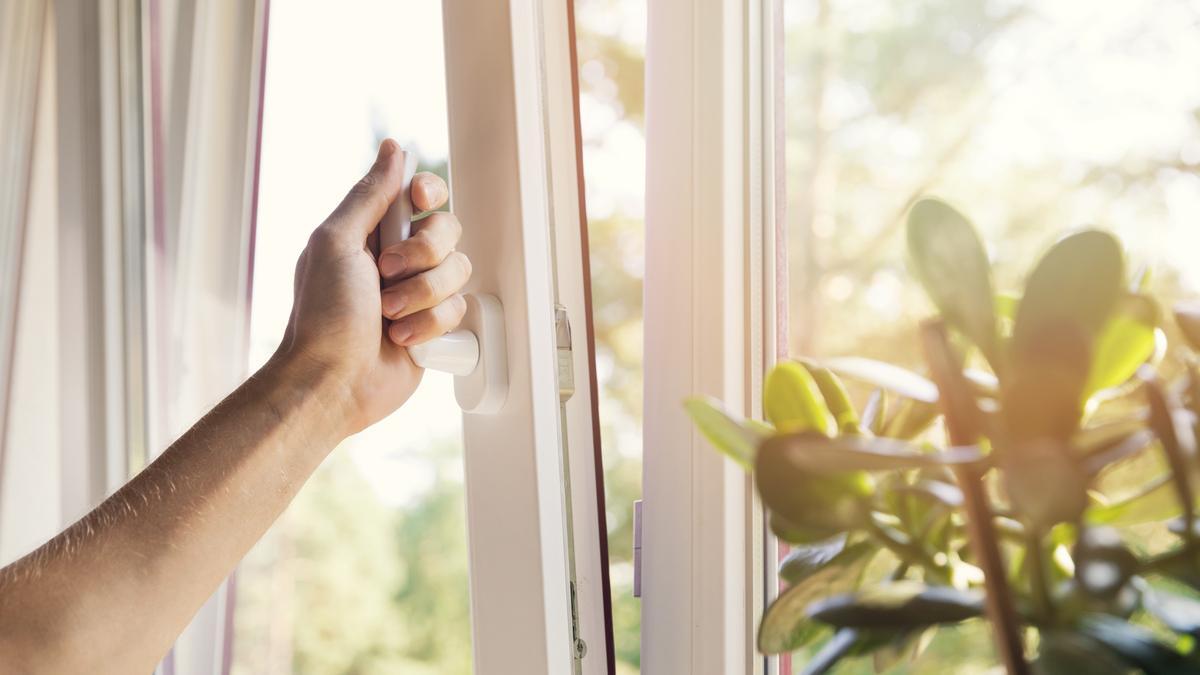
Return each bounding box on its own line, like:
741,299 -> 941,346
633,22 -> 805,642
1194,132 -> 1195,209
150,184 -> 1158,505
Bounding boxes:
1,1 -> 615,674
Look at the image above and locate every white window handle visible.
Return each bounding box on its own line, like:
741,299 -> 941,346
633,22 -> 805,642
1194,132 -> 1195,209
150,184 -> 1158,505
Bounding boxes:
378,149 -> 507,414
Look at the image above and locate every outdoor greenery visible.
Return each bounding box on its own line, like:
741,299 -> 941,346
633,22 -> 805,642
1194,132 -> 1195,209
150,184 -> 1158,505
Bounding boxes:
690,198 -> 1200,674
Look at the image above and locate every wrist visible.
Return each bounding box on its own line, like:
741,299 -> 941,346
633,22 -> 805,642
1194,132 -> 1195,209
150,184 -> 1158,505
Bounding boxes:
258,350 -> 361,446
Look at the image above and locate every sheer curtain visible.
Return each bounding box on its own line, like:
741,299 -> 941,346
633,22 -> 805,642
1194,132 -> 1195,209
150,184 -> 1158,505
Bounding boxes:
0,0 -> 51,565
0,2 -> 269,673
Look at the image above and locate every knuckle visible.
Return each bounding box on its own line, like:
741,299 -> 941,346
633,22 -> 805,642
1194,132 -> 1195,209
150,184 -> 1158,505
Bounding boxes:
435,211 -> 463,237
418,272 -> 440,302
351,172 -> 378,195
445,213 -> 463,240
307,225 -> 341,252
449,251 -> 472,280
438,295 -> 467,330
410,236 -> 439,266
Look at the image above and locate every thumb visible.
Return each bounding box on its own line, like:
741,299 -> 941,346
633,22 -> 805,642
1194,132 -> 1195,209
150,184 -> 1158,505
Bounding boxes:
325,139 -> 404,241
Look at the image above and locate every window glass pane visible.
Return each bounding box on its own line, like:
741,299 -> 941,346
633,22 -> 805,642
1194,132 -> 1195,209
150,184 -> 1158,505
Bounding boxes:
234,2 -> 470,673
783,0 -> 1200,670
575,1 -> 647,673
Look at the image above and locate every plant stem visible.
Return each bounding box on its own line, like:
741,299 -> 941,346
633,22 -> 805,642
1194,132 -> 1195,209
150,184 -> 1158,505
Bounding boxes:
1025,528 -> 1054,624
920,320 -> 1029,675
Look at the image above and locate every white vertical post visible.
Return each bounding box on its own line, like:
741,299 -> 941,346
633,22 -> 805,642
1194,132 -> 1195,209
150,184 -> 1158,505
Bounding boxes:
643,0 -> 774,673
442,0 -> 575,672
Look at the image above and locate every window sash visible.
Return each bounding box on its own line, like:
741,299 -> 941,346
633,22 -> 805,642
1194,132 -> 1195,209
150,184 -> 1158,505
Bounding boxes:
443,0 -> 614,672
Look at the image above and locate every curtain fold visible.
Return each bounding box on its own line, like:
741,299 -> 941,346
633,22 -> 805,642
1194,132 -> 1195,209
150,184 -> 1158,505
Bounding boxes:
0,0 -> 49,539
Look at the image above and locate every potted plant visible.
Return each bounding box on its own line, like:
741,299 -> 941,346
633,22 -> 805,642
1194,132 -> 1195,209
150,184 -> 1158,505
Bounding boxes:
687,197 -> 1200,674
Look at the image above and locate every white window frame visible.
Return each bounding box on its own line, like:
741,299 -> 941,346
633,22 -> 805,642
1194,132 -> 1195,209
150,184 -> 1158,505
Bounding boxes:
642,0 -> 782,673
442,0 -> 613,673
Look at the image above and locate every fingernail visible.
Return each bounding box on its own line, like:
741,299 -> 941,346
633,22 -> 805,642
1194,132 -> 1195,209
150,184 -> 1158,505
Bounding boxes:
417,175 -> 445,205
390,322 -> 413,345
379,253 -> 408,278
382,289 -> 406,318
378,139 -> 396,159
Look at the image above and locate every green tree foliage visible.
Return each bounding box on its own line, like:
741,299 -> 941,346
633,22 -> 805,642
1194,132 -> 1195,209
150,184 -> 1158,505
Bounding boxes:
233,449 -> 471,675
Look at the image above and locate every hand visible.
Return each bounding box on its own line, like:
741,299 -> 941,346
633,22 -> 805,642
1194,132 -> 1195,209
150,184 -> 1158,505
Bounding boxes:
275,139 -> 471,435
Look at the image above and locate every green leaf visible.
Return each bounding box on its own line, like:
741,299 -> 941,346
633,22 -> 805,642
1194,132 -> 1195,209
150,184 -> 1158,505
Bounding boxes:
770,513 -> 845,545
800,360 -> 862,435
880,398 -> 941,440
1175,302 -> 1200,351
684,397 -> 770,470
756,436 -> 876,532
1000,439 -> 1090,529
806,581 -> 984,629
1081,429 -> 1155,476
1033,631 -> 1133,675
765,362 -> 835,435
906,198 -> 998,361
780,534 -> 850,585
1138,579 -> 1200,637
761,434 -> 983,475
798,629 -> 860,675
862,390 -> 887,435
824,357 -> 939,403
758,541 -> 876,653
1013,229 -> 1125,356
1088,474 -> 1183,526
1154,550 -> 1200,594
1076,418 -> 1152,474
1006,230 -> 1124,440
1002,321 -> 1092,442
1079,614 -> 1196,674
1085,295 -> 1160,399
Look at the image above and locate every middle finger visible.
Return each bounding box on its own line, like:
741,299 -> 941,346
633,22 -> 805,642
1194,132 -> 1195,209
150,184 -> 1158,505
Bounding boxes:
381,251 -> 472,320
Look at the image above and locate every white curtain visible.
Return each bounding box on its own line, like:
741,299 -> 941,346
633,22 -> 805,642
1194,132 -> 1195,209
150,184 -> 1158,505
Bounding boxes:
146,1 -> 269,673
0,1 -> 269,673
0,0 -> 52,564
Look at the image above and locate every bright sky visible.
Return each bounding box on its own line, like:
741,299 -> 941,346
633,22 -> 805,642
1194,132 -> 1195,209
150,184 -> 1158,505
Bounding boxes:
250,0 -> 459,506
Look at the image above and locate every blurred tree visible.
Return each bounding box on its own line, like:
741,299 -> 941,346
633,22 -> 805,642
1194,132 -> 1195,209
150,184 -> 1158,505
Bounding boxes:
233,446 -> 471,675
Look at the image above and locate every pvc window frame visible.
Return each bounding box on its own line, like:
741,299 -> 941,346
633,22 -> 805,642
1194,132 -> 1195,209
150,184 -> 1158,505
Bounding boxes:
442,0 -> 614,672
642,0 -> 783,672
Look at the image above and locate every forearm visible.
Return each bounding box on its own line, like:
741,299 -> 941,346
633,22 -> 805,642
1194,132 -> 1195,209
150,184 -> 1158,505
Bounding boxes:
0,355 -> 351,674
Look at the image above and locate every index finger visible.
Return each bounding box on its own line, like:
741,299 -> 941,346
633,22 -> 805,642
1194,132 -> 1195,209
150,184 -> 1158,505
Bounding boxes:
411,172 -> 448,213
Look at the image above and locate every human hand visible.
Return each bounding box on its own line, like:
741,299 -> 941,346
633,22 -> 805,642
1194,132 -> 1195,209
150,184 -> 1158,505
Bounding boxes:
275,139 -> 471,435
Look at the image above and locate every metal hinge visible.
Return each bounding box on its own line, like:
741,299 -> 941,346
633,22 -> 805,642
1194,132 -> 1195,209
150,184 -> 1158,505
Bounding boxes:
555,304 -> 575,402
570,579 -> 587,661
633,500 -> 643,598
554,304 -> 586,667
